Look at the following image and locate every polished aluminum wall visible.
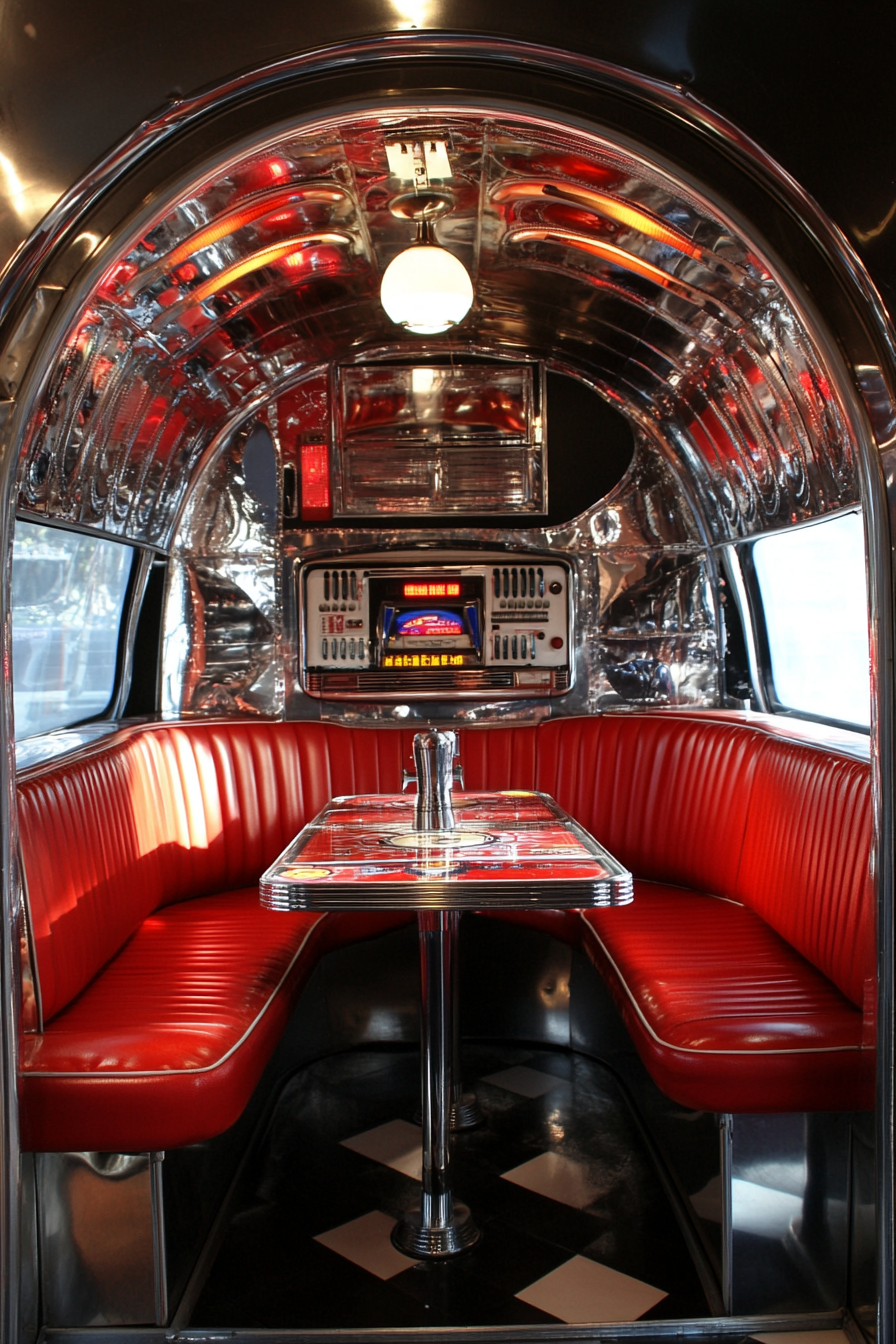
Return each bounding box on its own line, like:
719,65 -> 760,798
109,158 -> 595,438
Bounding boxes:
64,108 -> 855,718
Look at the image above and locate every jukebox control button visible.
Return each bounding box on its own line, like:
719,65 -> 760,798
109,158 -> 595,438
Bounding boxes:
358,639 -> 365,659
537,631 -> 545,640
550,636 -> 564,648
549,581 -> 562,595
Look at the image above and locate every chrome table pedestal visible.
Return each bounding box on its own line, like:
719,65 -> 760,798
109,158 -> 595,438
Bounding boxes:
405,732 -> 482,1135
393,907 -> 479,1257
260,730 -> 632,1260
394,731 -> 480,1255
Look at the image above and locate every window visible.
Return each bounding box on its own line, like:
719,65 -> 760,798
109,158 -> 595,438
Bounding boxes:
751,511 -> 870,729
11,522 -> 135,740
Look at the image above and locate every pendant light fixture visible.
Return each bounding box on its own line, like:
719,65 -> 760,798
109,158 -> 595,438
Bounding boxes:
380,191 -> 473,335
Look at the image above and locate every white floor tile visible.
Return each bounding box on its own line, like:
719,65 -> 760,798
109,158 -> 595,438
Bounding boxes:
753,1333 -> 852,1344
314,1210 -> 416,1280
516,1254 -> 667,1324
482,1065 -> 570,1098
501,1150 -> 599,1209
340,1119 -> 422,1180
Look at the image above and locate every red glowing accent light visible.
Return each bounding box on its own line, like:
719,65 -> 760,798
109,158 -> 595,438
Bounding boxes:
300,442 -> 332,520
98,260 -> 139,297
149,186 -> 347,278
403,582 -> 461,598
155,233 -> 352,320
175,262 -> 199,283
492,180 -> 705,262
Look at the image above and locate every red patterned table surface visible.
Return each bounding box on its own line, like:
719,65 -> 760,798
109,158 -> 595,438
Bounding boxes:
260,791 -> 633,911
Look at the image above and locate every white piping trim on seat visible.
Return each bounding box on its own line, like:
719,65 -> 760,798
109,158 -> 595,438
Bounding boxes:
22,913 -> 327,1079
578,911 -> 864,1056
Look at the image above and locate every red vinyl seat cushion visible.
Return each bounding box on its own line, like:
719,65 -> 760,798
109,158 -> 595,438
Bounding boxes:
579,882 -> 873,1112
17,721 -> 418,1152
20,892 -> 410,1152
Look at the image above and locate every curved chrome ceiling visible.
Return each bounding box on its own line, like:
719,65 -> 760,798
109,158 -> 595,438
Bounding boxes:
13,107 -> 859,548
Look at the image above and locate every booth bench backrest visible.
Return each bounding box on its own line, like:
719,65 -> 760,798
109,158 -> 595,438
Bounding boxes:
17,714 -> 872,1028
461,715 -> 873,1012
17,722 -> 416,1024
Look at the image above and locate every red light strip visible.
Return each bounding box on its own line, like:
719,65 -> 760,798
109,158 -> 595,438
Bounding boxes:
152,233 -> 353,325
403,582 -> 461,597
491,179 -> 737,274
504,226 -> 737,320
492,180 -> 698,254
127,184 -> 348,294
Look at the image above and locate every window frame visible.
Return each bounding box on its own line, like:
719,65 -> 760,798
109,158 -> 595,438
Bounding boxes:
11,516 -> 156,741
737,510 -> 871,735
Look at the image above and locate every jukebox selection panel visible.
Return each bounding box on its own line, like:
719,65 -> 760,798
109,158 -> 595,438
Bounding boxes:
301,556 -> 572,699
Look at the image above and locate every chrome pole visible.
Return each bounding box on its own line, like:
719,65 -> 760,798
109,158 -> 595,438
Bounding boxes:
393,732 -> 479,1258
393,910 -> 478,1257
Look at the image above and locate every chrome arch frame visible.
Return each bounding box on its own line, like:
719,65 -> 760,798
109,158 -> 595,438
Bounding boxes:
0,34 -> 892,1344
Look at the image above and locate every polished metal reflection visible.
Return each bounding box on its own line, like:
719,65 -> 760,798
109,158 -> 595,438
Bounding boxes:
412,729 -> 457,831
723,1113 -> 855,1318
393,910 -> 480,1259
4,107 -> 868,728
166,421 -> 282,716
11,111 -> 862,559
408,731 -> 483,1129
36,1151 -> 166,1327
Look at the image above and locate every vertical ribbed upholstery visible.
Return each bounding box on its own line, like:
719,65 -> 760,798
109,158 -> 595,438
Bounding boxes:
18,713 -> 874,1117
555,715 -> 762,898
18,721 -> 417,1024
736,737 -> 873,1008
463,715 -> 762,898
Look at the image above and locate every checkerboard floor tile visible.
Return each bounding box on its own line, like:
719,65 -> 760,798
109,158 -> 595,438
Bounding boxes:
481,1064 -> 571,1098
501,1150 -> 599,1209
516,1253 -> 668,1323
752,1334 -> 852,1344
340,1118 -> 422,1180
314,1210 -> 416,1280
191,1044 -> 711,1329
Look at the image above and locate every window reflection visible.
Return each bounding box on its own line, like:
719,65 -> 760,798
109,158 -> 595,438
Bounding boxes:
752,511 -> 870,728
12,522 -> 134,739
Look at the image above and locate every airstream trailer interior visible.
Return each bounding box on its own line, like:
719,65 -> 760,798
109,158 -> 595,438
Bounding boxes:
0,24 -> 893,1344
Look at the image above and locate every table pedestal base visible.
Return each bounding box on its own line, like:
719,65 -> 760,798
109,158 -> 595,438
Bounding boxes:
450,1091 -> 483,1130
392,1201 -> 479,1259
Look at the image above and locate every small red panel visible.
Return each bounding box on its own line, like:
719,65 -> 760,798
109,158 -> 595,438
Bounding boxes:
300,442 -> 332,519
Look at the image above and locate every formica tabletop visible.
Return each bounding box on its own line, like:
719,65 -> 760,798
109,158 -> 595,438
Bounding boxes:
260,790 -> 633,911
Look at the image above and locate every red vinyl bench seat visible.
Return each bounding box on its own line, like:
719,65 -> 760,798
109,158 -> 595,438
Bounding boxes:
17,722 -> 417,1152
460,714 -> 875,1113
17,712 -> 874,1153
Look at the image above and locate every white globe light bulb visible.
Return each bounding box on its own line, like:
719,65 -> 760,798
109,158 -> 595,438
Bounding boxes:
380,243 -> 473,335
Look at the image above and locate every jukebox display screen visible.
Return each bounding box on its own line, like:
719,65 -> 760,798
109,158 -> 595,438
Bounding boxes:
372,574 -> 483,668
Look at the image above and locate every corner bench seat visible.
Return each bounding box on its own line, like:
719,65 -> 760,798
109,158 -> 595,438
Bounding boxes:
460,714 -> 875,1113
18,712 -> 874,1154
18,722 -> 418,1152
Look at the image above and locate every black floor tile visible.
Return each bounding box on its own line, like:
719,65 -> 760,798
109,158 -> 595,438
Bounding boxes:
189,1044 -> 712,1328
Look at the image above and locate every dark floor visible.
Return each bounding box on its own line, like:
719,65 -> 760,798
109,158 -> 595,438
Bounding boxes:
190,1044 -> 713,1329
